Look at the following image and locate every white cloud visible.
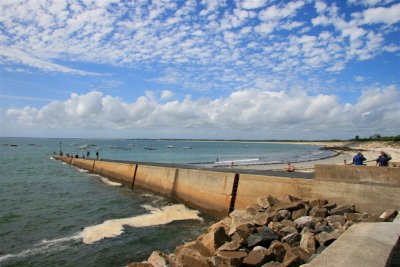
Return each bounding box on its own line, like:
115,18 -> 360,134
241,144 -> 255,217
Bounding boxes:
2,87 -> 399,138
360,3 -> 400,25
240,0 -> 267,10
160,90 -> 173,100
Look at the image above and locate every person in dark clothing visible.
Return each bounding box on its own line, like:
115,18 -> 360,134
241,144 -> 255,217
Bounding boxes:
376,151 -> 392,166
96,151 -> 99,160
86,151 -> 90,159
352,151 -> 366,165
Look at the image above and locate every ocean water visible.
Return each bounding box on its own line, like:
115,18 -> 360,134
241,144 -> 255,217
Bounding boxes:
0,138 -> 333,267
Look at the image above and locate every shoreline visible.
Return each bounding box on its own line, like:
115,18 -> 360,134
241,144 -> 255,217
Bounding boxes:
232,141 -> 400,173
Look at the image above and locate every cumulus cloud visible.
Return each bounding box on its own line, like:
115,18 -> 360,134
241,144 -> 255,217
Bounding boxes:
0,0 -> 398,90
2,87 -> 399,139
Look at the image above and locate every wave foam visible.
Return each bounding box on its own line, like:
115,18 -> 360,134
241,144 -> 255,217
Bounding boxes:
0,234 -> 80,264
100,177 -> 122,187
80,204 -> 202,244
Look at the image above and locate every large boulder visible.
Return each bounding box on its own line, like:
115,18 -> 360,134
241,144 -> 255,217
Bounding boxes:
229,209 -> 257,235
242,246 -> 275,267
282,247 -> 311,266
147,251 -> 177,267
299,232 -> 316,254
217,234 -> 243,251
214,251 -> 248,266
199,226 -> 230,254
175,247 -> 212,267
246,226 -> 278,248
175,240 -> 211,258
329,204 -> 355,216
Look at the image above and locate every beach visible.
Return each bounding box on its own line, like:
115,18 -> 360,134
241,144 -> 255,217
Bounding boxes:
235,141 -> 400,172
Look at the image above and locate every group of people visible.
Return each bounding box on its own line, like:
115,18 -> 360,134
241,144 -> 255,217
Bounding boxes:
352,151 -> 392,166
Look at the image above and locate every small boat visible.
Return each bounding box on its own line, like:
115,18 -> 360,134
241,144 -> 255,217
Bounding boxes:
145,147 -> 157,150
10,144 -> 18,147
166,145 -> 174,148
78,144 -> 89,149
108,145 -> 116,148
182,146 -> 192,149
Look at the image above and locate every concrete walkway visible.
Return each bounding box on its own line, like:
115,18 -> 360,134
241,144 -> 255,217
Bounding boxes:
302,215 -> 400,267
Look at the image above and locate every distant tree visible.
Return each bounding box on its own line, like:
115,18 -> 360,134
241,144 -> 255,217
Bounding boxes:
369,134 -> 381,140
355,135 -> 360,140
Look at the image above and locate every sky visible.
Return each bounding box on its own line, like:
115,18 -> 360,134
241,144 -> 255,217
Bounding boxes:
0,0 -> 399,140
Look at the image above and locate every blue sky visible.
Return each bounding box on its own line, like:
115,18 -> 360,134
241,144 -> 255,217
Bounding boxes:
0,0 -> 399,139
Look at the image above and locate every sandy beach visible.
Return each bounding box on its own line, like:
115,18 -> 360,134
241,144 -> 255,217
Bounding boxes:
235,141 -> 400,172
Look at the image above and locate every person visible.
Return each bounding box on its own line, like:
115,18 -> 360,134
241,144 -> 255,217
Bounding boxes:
286,163 -> 295,172
96,150 -> 99,160
352,151 -> 366,166
86,151 -> 90,159
376,151 -> 392,166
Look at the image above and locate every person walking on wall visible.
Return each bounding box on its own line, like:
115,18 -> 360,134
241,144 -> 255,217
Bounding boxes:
352,151 -> 366,165
376,151 -> 391,166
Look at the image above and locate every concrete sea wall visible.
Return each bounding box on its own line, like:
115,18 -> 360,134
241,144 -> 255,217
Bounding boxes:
55,157 -> 400,217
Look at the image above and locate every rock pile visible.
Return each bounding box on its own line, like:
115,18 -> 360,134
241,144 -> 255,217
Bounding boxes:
128,195 -> 398,267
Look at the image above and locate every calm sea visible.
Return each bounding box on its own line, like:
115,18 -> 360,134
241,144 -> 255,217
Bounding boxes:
0,137 -> 332,267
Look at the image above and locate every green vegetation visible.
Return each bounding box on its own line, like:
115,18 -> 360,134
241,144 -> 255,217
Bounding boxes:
351,134 -> 400,142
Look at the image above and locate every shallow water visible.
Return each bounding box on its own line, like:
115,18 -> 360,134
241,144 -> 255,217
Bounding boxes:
0,138 -> 333,266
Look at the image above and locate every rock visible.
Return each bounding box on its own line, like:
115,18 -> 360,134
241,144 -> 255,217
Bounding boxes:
281,219 -> 296,228
325,215 -> 345,226
234,223 -> 256,240
322,202 -> 336,210
254,212 -> 269,225
330,222 -> 345,233
278,226 -> 298,238
175,247 -> 212,267
278,209 -> 291,220
291,208 -> 307,220
261,261 -> 282,267
215,250 -> 248,266
294,216 -> 313,228
286,195 -> 303,203
218,234 -> 243,251
300,232 -> 316,254
127,263 -> 154,267
344,212 -> 361,222
329,204 -> 355,216
199,226 -> 230,254
359,212 -> 369,221
267,195 -> 280,207
268,221 -> 285,233
175,241 -> 211,258
272,202 -> 305,212
229,209 -> 257,235
269,241 -> 287,262
265,210 -> 282,223
379,209 -> 398,221
309,199 -> 328,208
309,207 -> 327,218
246,226 -> 278,248
281,232 -> 301,246
315,231 -> 335,246
147,251 -> 176,267
246,204 -> 262,214
343,220 -> 355,230
283,247 -> 311,267
242,247 -> 275,267
330,229 -> 343,240
257,197 -> 271,209
361,215 -> 385,222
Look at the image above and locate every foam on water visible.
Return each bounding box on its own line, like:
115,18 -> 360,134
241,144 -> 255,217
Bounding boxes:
79,204 -> 202,244
0,234 -> 80,264
100,177 -> 122,187
76,168 -> 88,173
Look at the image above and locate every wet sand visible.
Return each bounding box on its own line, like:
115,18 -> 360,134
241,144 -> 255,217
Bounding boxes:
234,141 -> 400,173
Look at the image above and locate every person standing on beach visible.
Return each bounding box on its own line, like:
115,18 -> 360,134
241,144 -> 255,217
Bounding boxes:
86,151 -> 90,159
352,151 -> 366,165
376,151 -> 391,166
96,150 -> 99,160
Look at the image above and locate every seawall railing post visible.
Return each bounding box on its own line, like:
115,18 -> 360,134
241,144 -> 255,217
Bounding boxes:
131,164 -> 138,189
91,160 -> 96,174
228,173 -> 240,214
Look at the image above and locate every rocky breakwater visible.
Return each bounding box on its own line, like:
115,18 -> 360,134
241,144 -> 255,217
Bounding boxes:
128,195 -> 398,267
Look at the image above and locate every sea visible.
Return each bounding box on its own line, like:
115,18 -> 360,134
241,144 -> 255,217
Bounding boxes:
0,137 -> 334,267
